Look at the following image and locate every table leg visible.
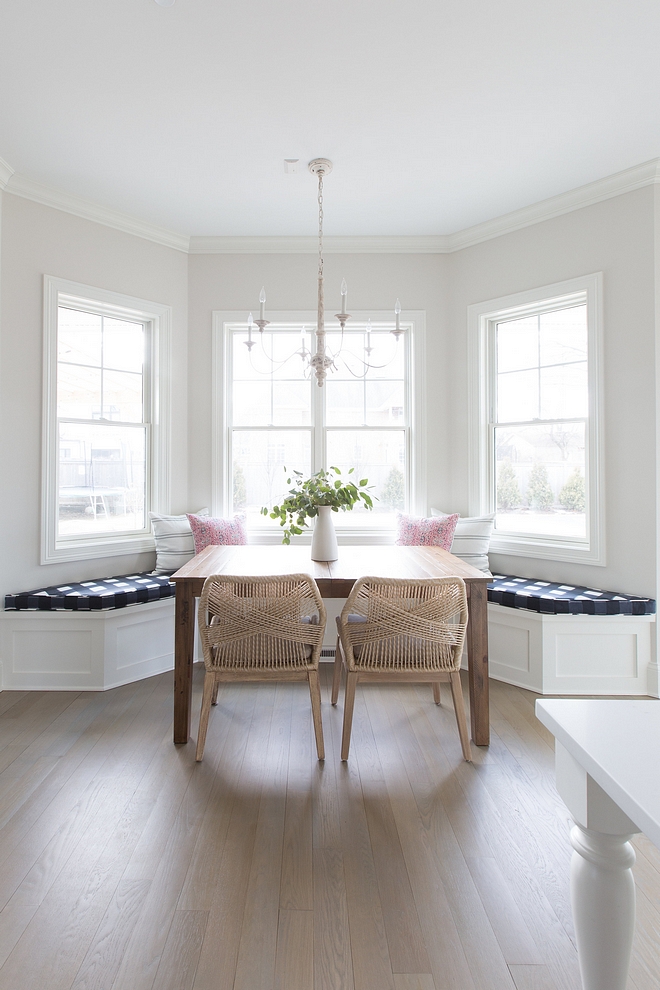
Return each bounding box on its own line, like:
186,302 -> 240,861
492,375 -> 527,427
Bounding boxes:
174,580 -> 195,744
466,580 -> 489,745
570,823 -> 637,990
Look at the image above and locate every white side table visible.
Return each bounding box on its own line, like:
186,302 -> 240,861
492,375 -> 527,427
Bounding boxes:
536,699 -> 660,990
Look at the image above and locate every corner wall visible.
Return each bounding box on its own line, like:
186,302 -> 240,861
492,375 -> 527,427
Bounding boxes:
0,193 -> 189,600
448,186 -> 656,598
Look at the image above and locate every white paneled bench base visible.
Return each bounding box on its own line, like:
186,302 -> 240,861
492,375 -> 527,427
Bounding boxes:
480,575 -> 657,697
0,572 -> 205,692
0,598 -> 177,691
486,603 -> 655,696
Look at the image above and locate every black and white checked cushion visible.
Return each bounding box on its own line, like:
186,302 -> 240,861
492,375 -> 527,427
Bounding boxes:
5,573 -> 175,611
488,574 -> 656,616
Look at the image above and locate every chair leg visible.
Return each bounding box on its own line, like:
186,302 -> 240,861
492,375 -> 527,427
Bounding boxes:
196,671 -> 216,762
331,637 -> 343,705
449,670 -> 472,762
341,671 -> 358,761
432,681 -> 441,705
308,670 -> 325,760
211,677 -> 220,706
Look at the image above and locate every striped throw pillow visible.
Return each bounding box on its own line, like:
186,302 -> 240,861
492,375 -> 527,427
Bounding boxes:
431,509 -> 494,574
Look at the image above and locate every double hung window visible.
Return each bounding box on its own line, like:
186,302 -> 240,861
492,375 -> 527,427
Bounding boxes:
42,277 -> 171,562
215,312 -> 424,539
469,274 -> 603,563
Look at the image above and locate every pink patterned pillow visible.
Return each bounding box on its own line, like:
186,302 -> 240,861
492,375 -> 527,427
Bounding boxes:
395,512 -> 459,550
186,513 -> 247,554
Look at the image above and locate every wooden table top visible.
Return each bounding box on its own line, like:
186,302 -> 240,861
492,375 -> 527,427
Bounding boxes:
171,544 -> 489,598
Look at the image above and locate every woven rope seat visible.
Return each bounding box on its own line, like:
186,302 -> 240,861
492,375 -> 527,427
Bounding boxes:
196,573 -> 326,762
332,576 -> 472,762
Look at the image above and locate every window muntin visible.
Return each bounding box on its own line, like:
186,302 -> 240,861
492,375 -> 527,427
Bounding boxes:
227,323 -> 410,531
43,277 -> 172,564
493,304 -> 588,542
469,274 -> 603,564
56,306 -> 149,541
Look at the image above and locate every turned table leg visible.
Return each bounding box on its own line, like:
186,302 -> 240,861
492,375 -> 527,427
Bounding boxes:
570,823 -> 637,990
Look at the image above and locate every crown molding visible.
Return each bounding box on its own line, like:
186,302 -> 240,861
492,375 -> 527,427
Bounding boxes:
188,234 -> 450,254
0,157 -> 15,190
2,157 -> 659,255
4,173 -> 190,253
446,158 -> 660,251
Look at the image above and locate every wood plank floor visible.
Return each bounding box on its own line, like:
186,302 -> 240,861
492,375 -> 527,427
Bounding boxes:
0,666 -> 655,989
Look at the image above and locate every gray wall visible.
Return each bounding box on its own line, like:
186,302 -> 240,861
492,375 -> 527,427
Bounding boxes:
1,182 -> 657,618
448,186 -> 656,597
0,193 -> 189,597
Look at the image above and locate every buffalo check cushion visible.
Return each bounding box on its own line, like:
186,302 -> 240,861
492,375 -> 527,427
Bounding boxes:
5,573 -> 175,611
488,574 -> 656,616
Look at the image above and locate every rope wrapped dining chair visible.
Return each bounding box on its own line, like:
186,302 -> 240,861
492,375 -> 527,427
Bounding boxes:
331,575 -> 471,762
196,573 -> 326,762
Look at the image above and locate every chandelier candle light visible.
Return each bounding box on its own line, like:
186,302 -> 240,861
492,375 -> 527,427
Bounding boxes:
248,159 -> 404,387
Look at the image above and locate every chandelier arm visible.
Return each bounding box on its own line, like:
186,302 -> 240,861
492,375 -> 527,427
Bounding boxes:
248,333 -> 299,374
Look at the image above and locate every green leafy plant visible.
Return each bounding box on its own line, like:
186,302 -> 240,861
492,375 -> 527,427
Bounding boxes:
497,458 -> 521,510
262,467 -> 375,544
526,462 -> 554,510
559,467 -> 585,512
233,462 -> 247,510
381,465 -> 405,510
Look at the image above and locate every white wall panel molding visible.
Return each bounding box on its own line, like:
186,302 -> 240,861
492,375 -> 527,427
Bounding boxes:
2,157 -> 659,254
189,235 -> 450,254
449,158 -> 660,251
0,157 -> 15,190
5,172 -> 190,252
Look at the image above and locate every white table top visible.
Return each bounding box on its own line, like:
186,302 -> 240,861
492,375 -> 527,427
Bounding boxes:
536,699 -> 660,846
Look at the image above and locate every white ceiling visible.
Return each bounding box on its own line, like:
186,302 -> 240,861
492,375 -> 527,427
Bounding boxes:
2,0 -> 660,237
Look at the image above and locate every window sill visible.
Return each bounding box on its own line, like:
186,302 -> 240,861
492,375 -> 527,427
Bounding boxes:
42,533 -> 156,565
490,533 -> 604,566
247,527 -> 397,546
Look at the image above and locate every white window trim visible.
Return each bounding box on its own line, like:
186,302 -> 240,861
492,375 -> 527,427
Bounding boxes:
212,309 -> 426,544
467,273 -> 605,565
42,276 -> 172,564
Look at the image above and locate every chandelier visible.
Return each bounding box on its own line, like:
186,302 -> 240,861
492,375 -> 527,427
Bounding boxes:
246,159 -> 403,387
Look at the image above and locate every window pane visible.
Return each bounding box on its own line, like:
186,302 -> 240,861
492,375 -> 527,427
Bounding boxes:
233,381 -> 271,425
496,316 -> 538,373
272,382 -> 310,426
539,363 -> 588,419
58,308 -> 102,366
326,381 -> 364,426
58,423 -> 146,537
103,369 -> 143,422
103,318 -> 144,373
495,422 -> 586,539
539,306 -> 587,366
232,430 -> 311,525
58,364 -> 102,419
326,430 -> 405,525
365,382 -> 404,426
497,369 -> 538,423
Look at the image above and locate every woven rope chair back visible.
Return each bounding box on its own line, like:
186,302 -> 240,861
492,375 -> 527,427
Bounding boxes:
198,573 -> 326,672
339,575 -> 468,672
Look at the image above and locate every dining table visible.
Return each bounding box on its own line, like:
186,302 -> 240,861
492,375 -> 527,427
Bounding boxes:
170,543 -> 491,746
